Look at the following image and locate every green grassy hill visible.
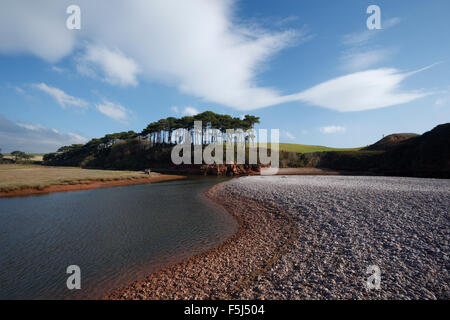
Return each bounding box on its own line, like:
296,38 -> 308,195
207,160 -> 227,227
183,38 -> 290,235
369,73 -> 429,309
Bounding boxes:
261,143 -> 361,153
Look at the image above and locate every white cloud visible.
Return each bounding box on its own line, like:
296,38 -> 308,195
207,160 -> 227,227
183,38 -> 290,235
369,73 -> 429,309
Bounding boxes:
342,30 -> 375,47
67,132 -> 87,143
339,18 -> 400,72
51,66 -> 66,73
340,49 -> 392,72
384,17 -> 402,29
294,68 -> 430,112
182,107 -> 199,116
282,130 -> 296,140
16,123 -> 43,131
275,16 -> 300,27
319,126 -> 346,134
77,44 -> 140,87
171,106 -> 200,116
434,96 -> 449,107
0,2 -> 75,63
96,100 -> 130,123
0,4 -> 429,111
0,0 -> 304,110
0,116 -> 87,153
33,83 -> 88,109
15,86 -> 25,95
342,17 -> 401,47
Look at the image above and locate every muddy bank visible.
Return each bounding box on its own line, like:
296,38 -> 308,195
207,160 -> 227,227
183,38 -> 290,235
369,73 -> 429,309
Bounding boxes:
104,181 -> 299,300
0,174 -> 186,198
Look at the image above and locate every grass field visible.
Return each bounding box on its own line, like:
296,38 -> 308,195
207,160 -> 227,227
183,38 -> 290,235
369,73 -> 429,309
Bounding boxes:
0,164 -> 150,192
260,143 -> 362,153
2,154 -> 44,161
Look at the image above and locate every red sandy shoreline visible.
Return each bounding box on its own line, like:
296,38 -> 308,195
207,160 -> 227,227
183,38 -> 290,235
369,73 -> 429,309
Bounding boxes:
0,175 -> 186,198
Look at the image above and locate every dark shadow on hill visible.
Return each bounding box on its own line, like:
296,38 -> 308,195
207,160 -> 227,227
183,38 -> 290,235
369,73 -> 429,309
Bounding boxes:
293,123 -> 449,178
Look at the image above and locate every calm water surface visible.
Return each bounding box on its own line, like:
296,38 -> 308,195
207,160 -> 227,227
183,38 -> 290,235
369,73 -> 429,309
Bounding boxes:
0,178 -> 237,299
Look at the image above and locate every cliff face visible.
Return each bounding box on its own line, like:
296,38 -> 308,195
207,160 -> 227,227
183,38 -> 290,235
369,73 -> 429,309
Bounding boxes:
159,164 -> 265,176
204,164 -> 271,176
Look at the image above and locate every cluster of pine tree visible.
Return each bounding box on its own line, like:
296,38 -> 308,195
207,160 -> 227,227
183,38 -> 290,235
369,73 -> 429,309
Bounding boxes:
43,111 -> 260,169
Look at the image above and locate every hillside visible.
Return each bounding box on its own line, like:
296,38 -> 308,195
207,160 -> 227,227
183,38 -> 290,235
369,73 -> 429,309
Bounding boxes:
262,143 -> 361,153
362,133 -> 419,151
308,123 -> 450,178
378,123 -> 450,177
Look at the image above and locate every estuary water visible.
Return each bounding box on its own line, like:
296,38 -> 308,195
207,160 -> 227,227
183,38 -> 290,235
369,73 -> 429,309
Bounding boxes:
0,178 -> 238,299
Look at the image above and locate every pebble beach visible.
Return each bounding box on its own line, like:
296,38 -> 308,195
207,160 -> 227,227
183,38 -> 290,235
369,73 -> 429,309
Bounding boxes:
106,175 -> 450,300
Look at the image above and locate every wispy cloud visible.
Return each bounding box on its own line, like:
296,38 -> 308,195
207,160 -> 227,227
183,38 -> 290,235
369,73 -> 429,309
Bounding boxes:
282,130 -> 296,140
294,67 -> 430,112
170,65 -> 433,112
342,17 -> 401,47
435,98 -> 444,106
434,95 -> 450,108
33,83 -> 88,109
319,126 -> 346,134
339,17 -> 401,72
96,100 -> 130,123
182,107 -> 199,116
51,66 -> 66,73
340,49 -> 393,72
171,106 -> 200,116
15,86 -> 25,95
16,123 -> 43,131
0,116 -> 87,153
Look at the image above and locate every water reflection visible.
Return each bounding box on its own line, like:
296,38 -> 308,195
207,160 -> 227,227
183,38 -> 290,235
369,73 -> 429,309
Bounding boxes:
0,178 -> 237,299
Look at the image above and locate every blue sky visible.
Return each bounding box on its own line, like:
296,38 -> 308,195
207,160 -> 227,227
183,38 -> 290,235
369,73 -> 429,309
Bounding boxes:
0,0 -> 449,152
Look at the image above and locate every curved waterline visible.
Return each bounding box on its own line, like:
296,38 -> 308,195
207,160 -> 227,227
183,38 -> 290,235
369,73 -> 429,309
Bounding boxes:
0,177 -> 238,299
